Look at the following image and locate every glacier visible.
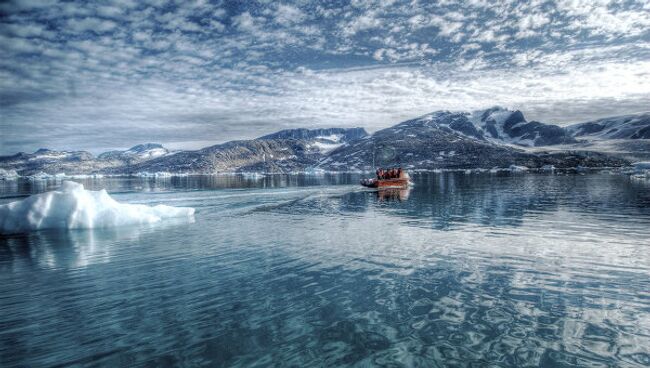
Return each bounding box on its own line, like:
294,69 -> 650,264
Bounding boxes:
0,181 -> 195,234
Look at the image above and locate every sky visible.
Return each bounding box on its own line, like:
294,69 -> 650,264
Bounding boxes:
1,0 -> 649,154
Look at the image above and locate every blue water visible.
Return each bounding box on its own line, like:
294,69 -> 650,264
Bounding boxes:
1,172 -> 650,367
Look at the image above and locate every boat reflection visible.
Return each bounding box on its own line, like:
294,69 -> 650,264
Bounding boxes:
376,187 -> 411,202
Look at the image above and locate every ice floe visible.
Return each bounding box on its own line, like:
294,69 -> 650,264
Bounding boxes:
0,181 -> 195,234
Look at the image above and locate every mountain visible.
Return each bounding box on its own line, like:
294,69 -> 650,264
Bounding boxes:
98,143 -> 169,163
259,127 -> 368,142
412,107 -> 576,147
118,139 -> 320,174
0,148 -> 100,176
258,127 -> 368,154
114,128 -> 371,174
3,108 -> 647,177
317,111 -> 622,171
566,113 -> 650,140
0,144 -> 171,176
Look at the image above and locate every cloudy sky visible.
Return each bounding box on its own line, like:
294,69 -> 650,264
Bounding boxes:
1,0 -> 649,154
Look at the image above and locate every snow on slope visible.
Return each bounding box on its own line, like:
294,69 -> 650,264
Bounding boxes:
407,107 -> 574,147
310,141 -> 344,153
308,134 -> 345,153
566,113 -> 650,140
124,144 -> 169,159
0,181 -> 194,234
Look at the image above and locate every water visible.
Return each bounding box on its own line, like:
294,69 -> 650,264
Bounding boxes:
1,173 -> 649,367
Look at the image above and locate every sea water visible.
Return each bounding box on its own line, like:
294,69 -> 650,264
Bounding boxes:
1,172 -> 649,367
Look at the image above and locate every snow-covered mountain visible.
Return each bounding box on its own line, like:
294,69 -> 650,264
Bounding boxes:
258,127 -> 368,154
0,144 -> 172,176
98,143 -> 170,162
566,113 -> 650,140
410,107 -> 576,147
3,108 -> 647,176
317,110 -> 621,172
259,127 -> 368,141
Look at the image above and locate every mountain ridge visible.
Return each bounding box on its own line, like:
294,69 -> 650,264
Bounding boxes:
2,109 -> 647,177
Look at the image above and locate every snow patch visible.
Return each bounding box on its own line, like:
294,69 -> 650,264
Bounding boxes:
0,168 -> 20,180
0,181 -> 195,234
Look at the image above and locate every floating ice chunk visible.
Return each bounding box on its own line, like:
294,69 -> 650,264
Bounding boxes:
0,181 -> 195,234
26,172 -> 54,180
240,172 -> 265,179
541,165 -> 556,172
304,167 -> 326,176
134,171 -> 179,178
508,165 -> 529,172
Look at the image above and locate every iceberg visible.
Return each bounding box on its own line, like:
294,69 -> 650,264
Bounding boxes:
508,165 -> 529,172
240,172 -> 266,179
0,181 -> 195,234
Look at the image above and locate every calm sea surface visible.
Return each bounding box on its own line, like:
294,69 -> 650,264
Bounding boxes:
1,172 -> 649,367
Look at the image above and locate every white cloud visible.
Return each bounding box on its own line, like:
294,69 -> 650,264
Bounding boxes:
274,4 -> 305,25
2,0 -> 650,154
342,12 -> 383,35
66,17 -> 118,34
233,12 -> 261,33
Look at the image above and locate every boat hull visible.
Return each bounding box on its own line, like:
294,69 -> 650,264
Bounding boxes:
360,178 -> 409,188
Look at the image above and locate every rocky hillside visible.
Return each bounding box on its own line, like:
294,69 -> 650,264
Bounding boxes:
118,139 -> 319,174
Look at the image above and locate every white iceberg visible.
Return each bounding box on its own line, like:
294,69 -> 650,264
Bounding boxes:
508,165 -> 529,172
304,167 -> 326,176
240,172 -> 266,179
0,181 -> 195,234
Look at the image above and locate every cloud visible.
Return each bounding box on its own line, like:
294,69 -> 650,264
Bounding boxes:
66,17 -> 118,34
274,4 -> 306,25
1,0 -> 649,154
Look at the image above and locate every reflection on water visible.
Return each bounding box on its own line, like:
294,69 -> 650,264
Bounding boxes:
1,172 -> 650,367
376,188 -> 411,202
